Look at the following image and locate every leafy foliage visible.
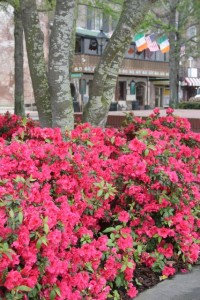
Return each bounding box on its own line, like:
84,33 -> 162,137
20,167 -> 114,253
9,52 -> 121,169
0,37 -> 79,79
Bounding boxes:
0,109 -> 199,299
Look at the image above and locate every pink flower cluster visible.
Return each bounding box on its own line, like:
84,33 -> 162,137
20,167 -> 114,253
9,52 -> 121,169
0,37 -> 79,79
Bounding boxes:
0,109 -> 199,299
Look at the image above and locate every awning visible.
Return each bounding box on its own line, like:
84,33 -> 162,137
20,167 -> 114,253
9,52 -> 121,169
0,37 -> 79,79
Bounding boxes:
184,77 -> 200,86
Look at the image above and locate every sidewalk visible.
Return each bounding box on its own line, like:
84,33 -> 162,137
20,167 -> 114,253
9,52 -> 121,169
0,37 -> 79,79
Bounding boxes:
108,109 -> 200,119
0,107 -> 38,120
135,265 -> 200,300
0,107 -> 200,120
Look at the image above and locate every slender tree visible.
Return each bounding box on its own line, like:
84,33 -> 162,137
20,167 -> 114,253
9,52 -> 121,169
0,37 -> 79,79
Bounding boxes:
20,0 -> 78,130
82,0 -> 159,127
145,0 -> 200,106
0,0 -> 25,116
20,0 -> 52,127
14,4 -> 25,116
48,0 -> 77,130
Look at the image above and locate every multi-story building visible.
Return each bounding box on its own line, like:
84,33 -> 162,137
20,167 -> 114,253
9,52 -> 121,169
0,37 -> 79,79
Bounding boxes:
1,3 -> 199,110
179,24 -> 200,101
71,4 -> 170,110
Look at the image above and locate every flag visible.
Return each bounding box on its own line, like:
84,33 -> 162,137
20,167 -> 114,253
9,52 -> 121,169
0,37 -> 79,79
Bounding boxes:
145,33 -> 159,51
134,33 -> 148,52
157,36 -> 170,53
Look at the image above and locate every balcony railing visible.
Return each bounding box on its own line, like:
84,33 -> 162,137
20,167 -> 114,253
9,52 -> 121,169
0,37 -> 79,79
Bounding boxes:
72,54 -> 169,77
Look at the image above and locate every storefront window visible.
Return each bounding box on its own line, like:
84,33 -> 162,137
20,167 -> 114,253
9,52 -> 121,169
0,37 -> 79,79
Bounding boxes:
84,38 -> 98,55
130,80 -> 136,95
75,37 -> 82,53
79,79 -> 86,95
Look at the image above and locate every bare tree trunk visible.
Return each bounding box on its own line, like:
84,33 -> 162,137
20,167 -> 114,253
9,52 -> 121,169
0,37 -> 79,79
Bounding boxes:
20,0 -> 52,127
83,0 -> 158,127
48,0 -> 77,131
14,8 -> 25,116
169,0 -> 180,107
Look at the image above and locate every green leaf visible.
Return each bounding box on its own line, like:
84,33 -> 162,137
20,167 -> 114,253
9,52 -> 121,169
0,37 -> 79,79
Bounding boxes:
45,138 -> 52,143
107,239 -> 115,247
14,176 -> 25,183
111,136 -> 115,144
144,149 -> 149,156
54,287 -> 61,297
40,236 -> 48,246
16,285 -> 32,292
148,145 -> 156,150
115,225 -> 123,231
138,130 -> 148,137
85,262 -> 94,273
115,275 -> 122,287
135,278 -> 142,286
22,117 -> 28,126
110,233 -> 116,241
9,209 -> 14,218
44,223 -> 49,234
137,244 -> 142,255
97,189 -> 103,197
50,289 -> 56,300
4,251 -> 12,260
18,212 -> 23,224
29,175 -> 36,182
104,192 -> 110,199
86,140 -> 93,146
120,264 -> 126,272
103,227 -> 115,233
127,261 -> 133,268
36,239 -> 42,250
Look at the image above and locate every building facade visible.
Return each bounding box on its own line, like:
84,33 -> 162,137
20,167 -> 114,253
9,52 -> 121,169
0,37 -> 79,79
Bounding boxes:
72,4 -> 170,111
1,3 -> 199,110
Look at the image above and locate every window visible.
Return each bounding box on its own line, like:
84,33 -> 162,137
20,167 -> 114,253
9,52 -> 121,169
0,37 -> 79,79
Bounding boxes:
136,84 -> 145,106
144,49 -> 156,61
87,7 -> 103,30
111,17 -> 118,31
130,80 -> 136,95
84,38 -> 98,55
75,37 -> 82,54
156,50 -> 165,62
187,26 -> 197,41
102,13 -> 109,32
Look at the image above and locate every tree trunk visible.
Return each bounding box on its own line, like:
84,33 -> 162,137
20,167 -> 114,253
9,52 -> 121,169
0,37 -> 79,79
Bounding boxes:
169,0 -> 180,107
83,0 -> 158,127
20,0 -> 52,127
14,8 -> 25,117
48,0 -> 77,131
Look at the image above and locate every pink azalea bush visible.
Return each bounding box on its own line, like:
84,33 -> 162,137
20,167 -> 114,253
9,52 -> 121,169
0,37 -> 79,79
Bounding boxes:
0,111 -> 38,140
0,108 -> 199,299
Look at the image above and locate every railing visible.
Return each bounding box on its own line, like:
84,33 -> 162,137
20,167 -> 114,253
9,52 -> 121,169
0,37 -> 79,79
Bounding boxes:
72,54 -> 169,76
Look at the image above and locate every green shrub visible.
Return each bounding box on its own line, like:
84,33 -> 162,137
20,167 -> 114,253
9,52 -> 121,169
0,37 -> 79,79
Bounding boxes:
178,101 -> 200,109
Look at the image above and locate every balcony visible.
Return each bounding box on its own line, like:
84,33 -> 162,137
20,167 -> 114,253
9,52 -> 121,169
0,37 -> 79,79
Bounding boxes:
72,54 -> 169,78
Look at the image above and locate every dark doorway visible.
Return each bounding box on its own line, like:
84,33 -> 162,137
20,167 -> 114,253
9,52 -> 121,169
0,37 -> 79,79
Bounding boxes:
118,81 -> 126,100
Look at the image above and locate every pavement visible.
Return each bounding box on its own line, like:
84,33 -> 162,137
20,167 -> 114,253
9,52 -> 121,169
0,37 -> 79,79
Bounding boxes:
135,265 -> 200,300
108,109 -> 200,119
0,107 -> 200,120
